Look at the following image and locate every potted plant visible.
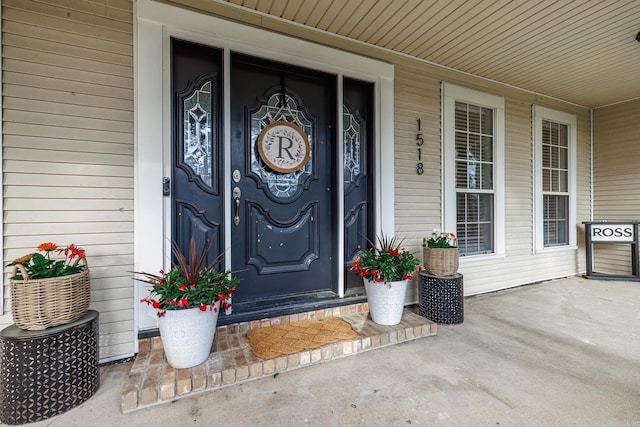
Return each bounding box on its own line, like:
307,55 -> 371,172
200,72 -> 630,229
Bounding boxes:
6,242 -> 90,330
351,233 -> 421,325
136,237 -> 238,369
423,229 -> 459,276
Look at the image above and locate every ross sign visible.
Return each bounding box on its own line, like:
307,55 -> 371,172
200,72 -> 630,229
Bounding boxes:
589,223 -> 635,242
257,121 -> 310,173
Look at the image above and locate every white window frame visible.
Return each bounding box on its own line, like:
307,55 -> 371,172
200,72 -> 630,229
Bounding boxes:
0,0 -> 4,313
533,105 -> 577,253
442,83 -> 505,259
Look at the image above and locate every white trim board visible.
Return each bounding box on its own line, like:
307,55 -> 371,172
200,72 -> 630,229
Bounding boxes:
0,0 -> 4,313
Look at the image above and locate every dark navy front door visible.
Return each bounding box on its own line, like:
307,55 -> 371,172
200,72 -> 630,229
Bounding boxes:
171,41 -> 375,315
229,53 -> 337,304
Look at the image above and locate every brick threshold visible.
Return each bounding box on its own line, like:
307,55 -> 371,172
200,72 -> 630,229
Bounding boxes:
121,304 -> 437,413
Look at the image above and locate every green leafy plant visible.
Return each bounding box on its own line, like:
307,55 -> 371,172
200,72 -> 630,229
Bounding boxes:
423,230 -> 457,248
136,236 -> 238,317
7,242 -> 86,280
351,233 -> 421,283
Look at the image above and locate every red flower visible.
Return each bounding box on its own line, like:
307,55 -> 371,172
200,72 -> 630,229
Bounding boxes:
390,249 -> 399,257
63,244 -> 86,260
157,310 -> 166,317
152,300 -> 160,309
218,293 -> 226,301
178,284 -> 187,291
199,304 -> 207,311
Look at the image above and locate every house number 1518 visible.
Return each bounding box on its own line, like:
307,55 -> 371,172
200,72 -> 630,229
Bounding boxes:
416,118 -> 424,175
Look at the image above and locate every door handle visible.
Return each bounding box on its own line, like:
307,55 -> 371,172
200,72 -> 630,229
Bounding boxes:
233,187 -> 241,226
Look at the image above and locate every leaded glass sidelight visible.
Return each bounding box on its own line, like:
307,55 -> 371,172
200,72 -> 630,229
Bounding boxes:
183,81 -> 213,186
343,105 -> 361,188
250,93 -> 313,198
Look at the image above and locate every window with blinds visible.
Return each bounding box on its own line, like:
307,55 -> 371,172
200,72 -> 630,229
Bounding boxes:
443,83 -> 504,258
533,105 -> 576,252
454,101 -> 495,255
542,120 -> 569,246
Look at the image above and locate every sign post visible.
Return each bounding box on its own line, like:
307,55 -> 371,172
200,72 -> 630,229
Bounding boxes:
583,221 -> 640,281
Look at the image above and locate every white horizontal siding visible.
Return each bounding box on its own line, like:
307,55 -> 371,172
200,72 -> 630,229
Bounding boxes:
592,99 -> 640,275
392,59 -> 591,299
1,0 -> 134,361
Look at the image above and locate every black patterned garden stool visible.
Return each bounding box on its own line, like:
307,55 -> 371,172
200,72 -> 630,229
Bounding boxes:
419,272 -> 464,324
0,310 -> 99,425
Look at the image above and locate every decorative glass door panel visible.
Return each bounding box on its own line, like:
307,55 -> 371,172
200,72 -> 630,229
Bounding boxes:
250,93 -> 313,199
183,80 -> 214,187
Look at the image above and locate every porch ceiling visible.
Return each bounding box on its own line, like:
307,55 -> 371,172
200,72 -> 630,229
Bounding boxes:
220,0 -> 640,108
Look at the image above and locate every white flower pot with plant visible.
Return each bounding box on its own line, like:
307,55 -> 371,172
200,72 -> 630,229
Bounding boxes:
351,233 -> 421,326
136,237 -> 238,369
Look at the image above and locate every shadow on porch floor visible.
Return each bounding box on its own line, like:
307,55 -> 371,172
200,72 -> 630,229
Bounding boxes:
121,304 -> 436,413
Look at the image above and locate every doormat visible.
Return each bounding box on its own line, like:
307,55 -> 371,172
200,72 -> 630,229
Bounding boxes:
246,317 -> 358,360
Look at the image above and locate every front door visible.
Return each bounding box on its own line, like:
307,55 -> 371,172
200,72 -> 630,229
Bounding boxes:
170,41 -> 369,318
229,53 -> 337,304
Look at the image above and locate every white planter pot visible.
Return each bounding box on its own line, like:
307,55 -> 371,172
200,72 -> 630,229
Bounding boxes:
157,301 -> 220,369
363,278 -> 408,326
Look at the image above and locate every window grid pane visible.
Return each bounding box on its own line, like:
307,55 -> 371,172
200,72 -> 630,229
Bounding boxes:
544,194 -> 569,246
457,192 -> 494,255
455,101 -> 495,256
455,102 -> 494,191
542,120 -> 569,193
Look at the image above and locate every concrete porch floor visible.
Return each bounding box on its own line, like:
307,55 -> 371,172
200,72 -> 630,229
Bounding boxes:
24,276 -> 640,426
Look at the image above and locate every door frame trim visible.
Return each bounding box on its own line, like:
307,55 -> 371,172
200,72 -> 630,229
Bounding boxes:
135,0 -> 395,335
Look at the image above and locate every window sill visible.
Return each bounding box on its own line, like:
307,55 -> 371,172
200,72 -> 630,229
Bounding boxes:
459,252 -> 506,263
534,245 -> 578,255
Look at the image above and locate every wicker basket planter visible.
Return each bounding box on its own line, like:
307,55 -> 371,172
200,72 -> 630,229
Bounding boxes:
9,260 -> 91,331
423,246 -> 459,277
